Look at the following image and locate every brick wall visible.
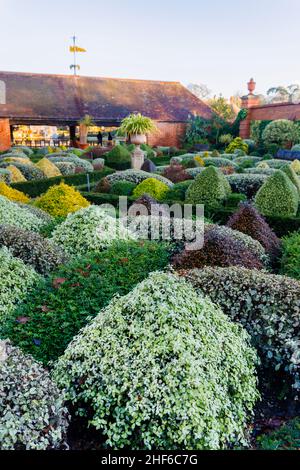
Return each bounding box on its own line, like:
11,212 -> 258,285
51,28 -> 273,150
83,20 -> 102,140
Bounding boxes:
0,118 -> 11,151
239,102 -> 300,138
147,122 -> 187,148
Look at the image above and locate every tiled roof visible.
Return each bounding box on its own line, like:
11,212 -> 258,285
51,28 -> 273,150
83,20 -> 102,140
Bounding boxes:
0,71 -> 212,124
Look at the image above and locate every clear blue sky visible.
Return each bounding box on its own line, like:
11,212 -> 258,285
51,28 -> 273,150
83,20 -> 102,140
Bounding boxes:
1,0 -> 299,97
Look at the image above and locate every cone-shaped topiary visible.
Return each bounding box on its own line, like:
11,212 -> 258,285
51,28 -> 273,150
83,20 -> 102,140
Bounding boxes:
0,182 -> 29,203
6,165 -> 27,183
132,177 -> 169,201
185,166 -> 231,206
282,164 -> 300,194
227,203 -> 280,259
0,340 -> 69,450
33,182 -> 90,217
105,144 -> 131,170
35,158 -> 62,178
53,271 -> 259,450
255,170 -> 299,217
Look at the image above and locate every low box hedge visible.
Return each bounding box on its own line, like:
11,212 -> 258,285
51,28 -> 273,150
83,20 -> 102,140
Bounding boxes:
11,167 -> 115,197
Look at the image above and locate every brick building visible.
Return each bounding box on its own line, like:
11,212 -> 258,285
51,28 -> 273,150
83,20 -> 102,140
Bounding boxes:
0,71 -> 213,151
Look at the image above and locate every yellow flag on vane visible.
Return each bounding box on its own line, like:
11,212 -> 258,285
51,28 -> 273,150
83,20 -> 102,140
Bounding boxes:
70,46 -> 86,53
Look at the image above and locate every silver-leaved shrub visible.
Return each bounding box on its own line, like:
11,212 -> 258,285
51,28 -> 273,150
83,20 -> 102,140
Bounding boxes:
51,205 -> 136,256
106,169 -> 173,187
0,195 -> 44,231
0,340 -> 69,450
0,247 -> 40,324
53,271 -> 259,450
185,266 -> 300,390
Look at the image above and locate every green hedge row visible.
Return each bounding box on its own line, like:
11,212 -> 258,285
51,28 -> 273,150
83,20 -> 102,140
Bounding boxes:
11,167 -> 115,197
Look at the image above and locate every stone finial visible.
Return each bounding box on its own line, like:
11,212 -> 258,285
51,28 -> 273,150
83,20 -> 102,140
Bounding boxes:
247,78 -> 256,95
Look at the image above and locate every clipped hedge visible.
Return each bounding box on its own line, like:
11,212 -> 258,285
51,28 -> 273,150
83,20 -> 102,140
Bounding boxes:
0,182 -> 29,203
132,177 -> 169,201
34,182 -> 90,217
0,196 -> 44,232
53,272 -> 258,450
255,170 -> 299,218
106,169 -> 173,187
280,231 -> 300,280
0,340 -> 69,450
35,158 -> 61,178
184,267 -> 300,390
6,165 -> 26,183
226,174 -> 267,199
105,144 -> 131,170
3,241 -> 171,364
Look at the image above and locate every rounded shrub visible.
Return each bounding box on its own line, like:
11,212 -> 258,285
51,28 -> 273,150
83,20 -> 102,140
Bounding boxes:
35,158 -> 62,178
282,164 -> 300,194
256,159 -> 289,169
54,161 -> 76,176
172,226 -> 264,270
227,203 -> 281,258
0,195 -> 43,231
0,247 -> 40,324
106,169 -> 173,187
133,177 -> 169,201
185,166 -> 231,206
51,205 -> 135,256
6,165 -> 26,183
162,163 -> 192,183
34,182 -> 90,217
225,137 -> 248,154
0,340 -> 69,450
53,272 -> 258,450
255,170 -> 299,217
291,160 -> 300,175
184,267 -> 300,391
226,174 -> 267,199
0,162 -> 45,181
110,180 -> 136,196
105,144 -> 131,170
0,168 -> 11,184
10,145 -> 33,156
132,194 -> 169,216
203,157 -> 238,169
0,225 -> 68,275
3,241 -> 171,364
94,176 -> 111,193
48,156 -> 93,173
0,182 -> 29,203
163,180 -> 192,201
92,157 -> 105,171
262,119 -> 299,147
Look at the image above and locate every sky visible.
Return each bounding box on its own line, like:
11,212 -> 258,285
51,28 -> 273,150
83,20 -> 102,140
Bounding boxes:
1,0 -> 300,98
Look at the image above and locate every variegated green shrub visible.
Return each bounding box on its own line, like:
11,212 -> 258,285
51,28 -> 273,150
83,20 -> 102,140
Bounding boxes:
53,272 -> 259,450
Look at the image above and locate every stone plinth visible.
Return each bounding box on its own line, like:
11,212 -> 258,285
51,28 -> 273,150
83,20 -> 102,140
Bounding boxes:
131,146 -> 145,170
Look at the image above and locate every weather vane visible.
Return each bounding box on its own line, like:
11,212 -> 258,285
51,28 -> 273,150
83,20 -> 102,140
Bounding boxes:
69,35 -> 86,75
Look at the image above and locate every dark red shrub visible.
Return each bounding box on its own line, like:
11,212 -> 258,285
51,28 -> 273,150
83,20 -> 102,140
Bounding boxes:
162,164 -> 192,183
172,227 -> 263,270
226,203 -> 281,259
133,194 -> 169,216
94,177 -> 111,193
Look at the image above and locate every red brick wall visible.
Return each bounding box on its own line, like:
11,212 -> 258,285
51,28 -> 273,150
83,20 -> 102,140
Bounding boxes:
147,122 -> 187,148
0,118 -> 11,151
240,102 -> 300,138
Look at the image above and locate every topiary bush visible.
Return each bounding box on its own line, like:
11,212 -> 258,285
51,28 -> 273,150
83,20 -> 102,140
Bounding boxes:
185,166 -> 231,206
172,226 -> 264,270
0,340 -> 69,450
291,159 -> 300,175
6,165 -> 26,183
227,203 -> 281,259
131,194 -> 168,215
225,137 -> 248,154
0,195 -> 44,232
3,241 -> 171,364
91,157 -> 105,171
0,247 -> 40,324
53,271 -> 259,450
48,156 -> 93,173
203,157 -> 238,169
184,267 -> 300,391
262,119 -> 299,147
35,158 -> 62,178
282,164 -> 300,194
34,182 -> 90,217
256,159 -> 288,169
110,180 -> 136,196
51,205 -> 135,256
0,168 -> 11,184
0,225 -> 68,275
105,144 -> 131,170
0,162 -> 45,181
226,174 -> 267,199
0,182 -> 29,203
162,163 -> 192,183
53,161 -> 76,176
140,158 -> 157,173
106,169 -> 173,187
280,231 -> 300,280
132,177 -> 169,201
255,170 -> 299,218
